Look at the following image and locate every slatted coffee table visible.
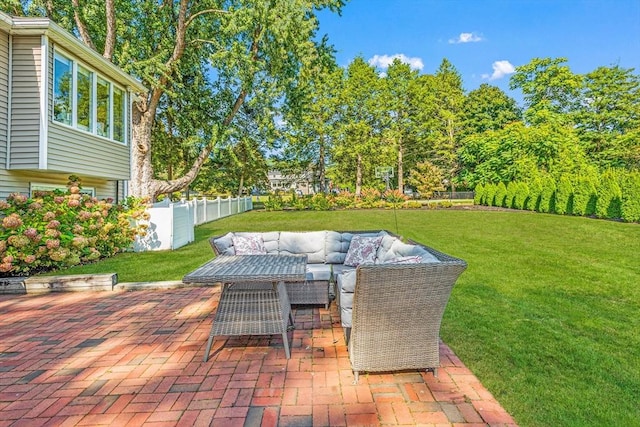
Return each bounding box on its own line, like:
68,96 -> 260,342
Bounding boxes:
183,254 -> 307,361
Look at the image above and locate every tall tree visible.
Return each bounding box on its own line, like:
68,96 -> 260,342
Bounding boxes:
281,45 -> 343,193
427,59 -> 466,192
510,57 -> 583,123
332,57 -> 387,196
380,59 -> 420,192
6,0 -> 345,200
462,83 -> 521,136
574,65 -> 640,167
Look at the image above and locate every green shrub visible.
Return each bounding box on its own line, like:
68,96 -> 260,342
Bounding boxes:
474,183 -> 485,205
358,188 -> 382,208
401,201 -> 422,209
555,175 -> 573,215
331,190 -> 356,209
263,192 -> 284,211
309,193 -> 331,211
484,183 -> 497,206
506,182 -> 518,208
538,175 -> 556,213
596,171 -> 622,219
527,177 -> 542,211
621,171 -> 640,222
0,177 -> 147,276
572,175 -> 597,216
514,182 -> 530,210
495,182 -> 508,207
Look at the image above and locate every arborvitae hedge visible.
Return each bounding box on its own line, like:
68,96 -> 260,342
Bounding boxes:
506,182 -> 518,208
572,175 -> 597,216
596,171 -> 622,219
474,183 -> 485,205
539,175 -> 556,213
514,182 -> 529,210
555,175 -> 573,215
495,182 -> 508,207
527,177 -> 542,211
485,183 -> 497,207
475,169 -> 638,222
621,172 -> 640,222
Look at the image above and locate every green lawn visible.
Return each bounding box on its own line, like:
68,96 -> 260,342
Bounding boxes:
53,209 -> 640,426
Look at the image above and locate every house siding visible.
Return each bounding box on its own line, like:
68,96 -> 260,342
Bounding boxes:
0,170 -> 117,200
9,35 -> 41,170
0,29 -> 8,166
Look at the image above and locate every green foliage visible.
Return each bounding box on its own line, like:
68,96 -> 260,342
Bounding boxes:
620,171 -> 640,222
494,182 -> 508,207
513,182 -> 530,210
309,193 -> 331,211
263,192 -> 285,211
555,175 -> 573,215
596,171 -> 623,219
474,183 -> 485,205
526,176 -> 542,211
538,174 -> 556,213
484,183 -> 497,206
505,181 -> 518,208
331,191 -> 357,209
383,189 -> 408,205
0,177 -> 147,276
357,187 -> 382,208
572,175 -> 598,216
407,161 -> 445,199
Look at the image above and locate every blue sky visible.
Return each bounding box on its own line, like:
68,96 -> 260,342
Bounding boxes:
316,0 -> 640,103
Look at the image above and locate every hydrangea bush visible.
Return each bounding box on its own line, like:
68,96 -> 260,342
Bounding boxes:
0,176 -> 148,276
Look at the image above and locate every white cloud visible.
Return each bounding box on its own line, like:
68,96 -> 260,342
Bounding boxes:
482,60 -> 516,81
449,32 -> 483,44
368,54 -> 424,71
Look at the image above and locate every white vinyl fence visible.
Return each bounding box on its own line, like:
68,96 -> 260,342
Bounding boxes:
134,196 -> 253,251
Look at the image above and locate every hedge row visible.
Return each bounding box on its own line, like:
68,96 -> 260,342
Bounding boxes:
474,170 -> 640,222
263,188 -> 423,211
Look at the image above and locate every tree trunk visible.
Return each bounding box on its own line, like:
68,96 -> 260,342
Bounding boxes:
355,153 -> 363,197
318,137 -> 326,193
129,104 -> 156,201
397,138 -> 404,192
238,173 -> 245,197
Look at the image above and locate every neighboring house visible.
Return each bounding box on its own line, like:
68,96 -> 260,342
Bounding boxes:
267,169 -> 315,195
0,12 -> 145,201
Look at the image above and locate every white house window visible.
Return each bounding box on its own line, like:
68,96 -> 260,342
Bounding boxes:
76,65 -> 93,132
52,49 -> 127,144
53,53 -> 72,125
96,77 -> 111,138
113,86 -> 125,142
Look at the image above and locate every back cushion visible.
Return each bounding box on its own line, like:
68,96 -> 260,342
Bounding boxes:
212,232 -> 235,255
376,233 -> 399,263
279,231 -> 326,263
325,231 -> 351,264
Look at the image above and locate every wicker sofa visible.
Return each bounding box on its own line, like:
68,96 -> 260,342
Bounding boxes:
209,230 -> 467,382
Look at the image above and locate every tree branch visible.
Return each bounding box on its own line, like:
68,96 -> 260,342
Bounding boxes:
71,0 -> 96,50
185,8 -> 228,28
103,0 -> 116,60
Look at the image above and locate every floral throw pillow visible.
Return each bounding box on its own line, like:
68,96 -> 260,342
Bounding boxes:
232,234 -> 267,255
344,235 -> 383,267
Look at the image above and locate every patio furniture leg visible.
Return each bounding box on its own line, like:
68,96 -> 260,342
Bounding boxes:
203,323 -> 216,362
282,331 -> 291,359
353,371 -> 359,384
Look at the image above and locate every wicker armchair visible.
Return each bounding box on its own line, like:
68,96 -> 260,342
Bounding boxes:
346,242 -> 466,383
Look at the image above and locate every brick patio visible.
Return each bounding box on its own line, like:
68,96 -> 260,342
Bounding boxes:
0,286 -> 517,426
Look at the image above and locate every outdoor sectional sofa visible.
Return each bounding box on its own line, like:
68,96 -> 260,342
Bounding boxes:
209,230 -> 467,382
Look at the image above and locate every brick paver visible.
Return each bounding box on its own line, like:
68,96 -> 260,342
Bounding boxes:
0,287 -> 518,426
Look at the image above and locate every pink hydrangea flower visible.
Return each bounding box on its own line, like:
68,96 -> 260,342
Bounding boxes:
0,262 -> 13,272
46,239 -> 60,249
43,212 -> 56,221
67,199 -> 81,208
23,255 -> 36,264
2,213 -> 23,229
46,220 -> 61,229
